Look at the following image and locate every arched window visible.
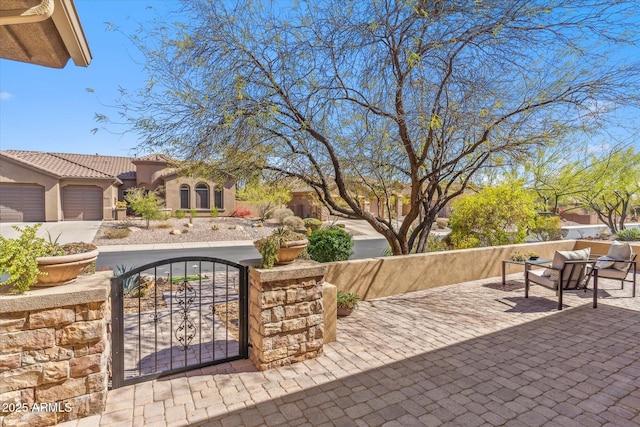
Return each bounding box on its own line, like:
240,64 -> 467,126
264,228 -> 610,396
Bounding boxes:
214,186 -> 224,209
180,184 -> 190,209
195,183 -> 209,209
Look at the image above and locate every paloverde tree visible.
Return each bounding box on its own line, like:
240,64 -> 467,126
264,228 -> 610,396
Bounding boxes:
577,148 -> 640,233
526,141 -> 593,215
107,0 -> 640,254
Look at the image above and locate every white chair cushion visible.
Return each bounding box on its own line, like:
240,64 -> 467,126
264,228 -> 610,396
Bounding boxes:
596,268 -> 629,280
549,248 -> 590,284
607,241 -> 632,270
528,269 -> 558,289
541,268 -> 559,281
595,256 -> 615,269
551,248 -> 591,269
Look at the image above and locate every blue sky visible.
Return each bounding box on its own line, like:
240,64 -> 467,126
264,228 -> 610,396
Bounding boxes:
0,1 -> 179,157
1,1 -> 638,158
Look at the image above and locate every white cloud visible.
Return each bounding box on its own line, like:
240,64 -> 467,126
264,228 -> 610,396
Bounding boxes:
0,92 -> 14,101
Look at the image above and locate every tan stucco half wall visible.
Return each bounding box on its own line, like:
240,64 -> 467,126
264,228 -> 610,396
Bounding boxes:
573,240 -> 640,256
325,240 -> 581,300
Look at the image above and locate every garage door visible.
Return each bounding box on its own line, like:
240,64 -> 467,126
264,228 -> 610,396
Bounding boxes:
0,184 -> 45,222
63,186 -> 103,221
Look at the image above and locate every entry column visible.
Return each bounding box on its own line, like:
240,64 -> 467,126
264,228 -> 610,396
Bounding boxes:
242,260 -> 326,370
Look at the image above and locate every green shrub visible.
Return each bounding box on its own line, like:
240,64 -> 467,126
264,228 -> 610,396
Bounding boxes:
303,218 -> 323,231
282,215 -> 305,230
210,206 -> 219,218
175,209 -> 186,219
272,208 -> 294,223
307,228 -> 354,262
449,182 -> 537,248
530,215 -> 562,241
424,235 -> 446,252
616,228 -> 640,241
124,187 -> 164,228
104,228 -> 130,239
0,224 -> 51,294
190,208 -> 197,220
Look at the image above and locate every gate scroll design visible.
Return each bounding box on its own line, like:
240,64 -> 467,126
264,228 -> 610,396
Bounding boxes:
110,256 -> 249,389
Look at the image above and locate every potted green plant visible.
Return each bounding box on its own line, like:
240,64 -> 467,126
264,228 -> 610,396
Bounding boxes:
337,291 -> 360,317
509,251 -> 527,262
0,224 -> 98,294
253,227 -> 308,269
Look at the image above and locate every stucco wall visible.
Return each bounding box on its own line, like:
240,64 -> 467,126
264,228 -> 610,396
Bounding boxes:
132,162 -> 165,188
164,176 -> 235,216
325,240 -> 579,300
561,213 -> 600,225
573,240 -> 640,256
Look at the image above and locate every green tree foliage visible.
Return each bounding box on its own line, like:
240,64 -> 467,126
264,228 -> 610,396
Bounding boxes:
448,183 -> 538,248
236,181 -> 292,220
527,142 -> 592,214
107,0 -> 640,254
576,148 -> 640,233
124,188 -> 164,228
308,228 -> 354,262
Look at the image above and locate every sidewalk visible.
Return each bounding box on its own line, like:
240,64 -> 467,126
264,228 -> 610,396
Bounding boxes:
58,275 -> 640,427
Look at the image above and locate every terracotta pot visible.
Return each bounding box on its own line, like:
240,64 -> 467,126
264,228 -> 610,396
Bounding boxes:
275,239 -> 308,265
337,306 -> 354,317
35,249 -> 99,286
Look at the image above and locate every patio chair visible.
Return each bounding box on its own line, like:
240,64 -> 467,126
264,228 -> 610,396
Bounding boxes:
585,241 -> 636,297
525,248 -> 597,310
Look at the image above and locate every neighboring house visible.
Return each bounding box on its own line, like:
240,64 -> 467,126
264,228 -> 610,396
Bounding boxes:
288,187 -> 330,221
0,150 -> 235,222
288,184 -> 453,221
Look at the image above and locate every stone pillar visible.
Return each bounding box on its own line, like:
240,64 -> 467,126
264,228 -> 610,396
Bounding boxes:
244,260 -> 326,370
0,271 -> 111,427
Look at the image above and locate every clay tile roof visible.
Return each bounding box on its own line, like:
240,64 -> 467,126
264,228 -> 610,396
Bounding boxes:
134,153 -> 172,163
1,150 -> 136,180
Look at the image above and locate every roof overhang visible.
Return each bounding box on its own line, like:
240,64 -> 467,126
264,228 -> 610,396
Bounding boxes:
0,0 -> 91,68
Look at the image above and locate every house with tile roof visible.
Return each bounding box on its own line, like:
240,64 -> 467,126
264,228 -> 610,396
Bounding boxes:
0,150 -> 235,222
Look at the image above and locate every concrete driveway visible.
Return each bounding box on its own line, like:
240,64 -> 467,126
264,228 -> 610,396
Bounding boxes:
0,221 -> 102,244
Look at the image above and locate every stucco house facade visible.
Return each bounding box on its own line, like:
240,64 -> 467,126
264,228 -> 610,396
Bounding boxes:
0,150 -> 235,222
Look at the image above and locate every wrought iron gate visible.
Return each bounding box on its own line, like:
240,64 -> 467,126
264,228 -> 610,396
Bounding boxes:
111,257 -> 248,388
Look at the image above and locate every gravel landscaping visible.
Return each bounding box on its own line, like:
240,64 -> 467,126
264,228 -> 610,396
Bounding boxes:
92,216 -> 279,246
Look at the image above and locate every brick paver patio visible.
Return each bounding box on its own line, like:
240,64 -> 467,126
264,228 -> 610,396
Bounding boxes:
60,273 -> 640,426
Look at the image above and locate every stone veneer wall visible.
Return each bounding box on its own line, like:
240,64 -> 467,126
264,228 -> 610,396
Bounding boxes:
245,260 -> 327,371
0,272 -> 111,427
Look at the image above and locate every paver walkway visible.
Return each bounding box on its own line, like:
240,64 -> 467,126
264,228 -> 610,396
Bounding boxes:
61,274 -> 640,426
